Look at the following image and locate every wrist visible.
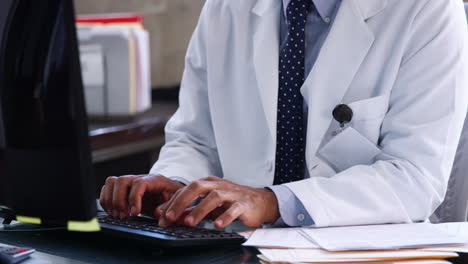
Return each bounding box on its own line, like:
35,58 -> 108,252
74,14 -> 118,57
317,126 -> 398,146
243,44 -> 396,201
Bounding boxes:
258,188 -> 280,223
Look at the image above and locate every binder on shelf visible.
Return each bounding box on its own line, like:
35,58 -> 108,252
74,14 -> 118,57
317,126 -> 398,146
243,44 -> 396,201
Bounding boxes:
76,14 -> 151,117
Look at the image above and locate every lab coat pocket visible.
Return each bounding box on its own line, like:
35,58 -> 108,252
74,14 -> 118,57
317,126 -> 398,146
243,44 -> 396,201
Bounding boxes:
347,94 -> 390,143
309,156 -> 337,179
348,95 -> 389,121
318,127 -> 381,173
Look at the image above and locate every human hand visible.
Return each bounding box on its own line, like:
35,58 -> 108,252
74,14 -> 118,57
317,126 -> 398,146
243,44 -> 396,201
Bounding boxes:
156,176 -> 280,228
99,174 -> 184,219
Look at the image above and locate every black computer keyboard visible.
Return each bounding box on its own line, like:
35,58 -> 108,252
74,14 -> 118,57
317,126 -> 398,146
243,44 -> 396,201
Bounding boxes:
97,213 -> 246,247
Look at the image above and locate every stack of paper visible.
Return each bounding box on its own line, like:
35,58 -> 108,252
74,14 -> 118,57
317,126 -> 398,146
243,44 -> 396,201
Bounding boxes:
77,14 -> 151,117
299,223 -> 467,251
258,260 -> 452,264
241,222 -> 468,264
243,228 -> 320,249
258,248 -> 457,263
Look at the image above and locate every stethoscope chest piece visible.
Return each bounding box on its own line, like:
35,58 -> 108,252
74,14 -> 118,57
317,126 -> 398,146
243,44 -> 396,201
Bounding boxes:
333,104 -> 353,127
332,104 -> 353,136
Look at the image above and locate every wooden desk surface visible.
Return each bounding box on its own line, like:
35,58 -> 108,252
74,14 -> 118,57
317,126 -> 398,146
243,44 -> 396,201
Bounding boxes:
88,102 -> 178,163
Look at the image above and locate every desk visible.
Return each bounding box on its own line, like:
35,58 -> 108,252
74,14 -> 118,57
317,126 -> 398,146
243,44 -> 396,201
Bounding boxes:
0,221 -> 260,264
2,221 -> 468,264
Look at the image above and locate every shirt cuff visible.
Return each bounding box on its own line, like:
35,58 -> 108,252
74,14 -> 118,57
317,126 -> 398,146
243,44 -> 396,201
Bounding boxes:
267,185 -> 314,227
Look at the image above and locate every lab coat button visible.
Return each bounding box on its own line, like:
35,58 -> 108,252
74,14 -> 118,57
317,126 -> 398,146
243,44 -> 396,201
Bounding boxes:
297,213 -> 305,222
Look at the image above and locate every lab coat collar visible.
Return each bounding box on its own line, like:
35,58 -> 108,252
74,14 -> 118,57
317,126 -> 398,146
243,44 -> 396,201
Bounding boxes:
252,0 -> 282,143
281,0 -> 338,22
251,0 -> 388,162
252,0 -> 387,20
354,0 -> 388,20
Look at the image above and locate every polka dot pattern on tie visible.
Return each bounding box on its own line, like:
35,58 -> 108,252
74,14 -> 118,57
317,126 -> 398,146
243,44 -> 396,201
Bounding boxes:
274,0 -> 311,185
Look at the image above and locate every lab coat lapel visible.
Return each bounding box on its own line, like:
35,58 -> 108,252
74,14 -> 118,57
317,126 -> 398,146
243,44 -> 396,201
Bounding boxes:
301,0 -> 385,168
252,0 -> 281,142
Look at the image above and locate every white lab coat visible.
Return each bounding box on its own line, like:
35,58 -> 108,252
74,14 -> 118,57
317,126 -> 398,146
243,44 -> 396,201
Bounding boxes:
151,0 -> 468,227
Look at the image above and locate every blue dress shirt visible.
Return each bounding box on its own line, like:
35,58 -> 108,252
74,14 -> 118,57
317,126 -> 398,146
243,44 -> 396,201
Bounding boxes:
268,0 -> 341,227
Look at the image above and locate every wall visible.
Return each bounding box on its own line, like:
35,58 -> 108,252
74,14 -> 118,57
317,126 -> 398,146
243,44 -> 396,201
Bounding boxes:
74,0 -> 205,89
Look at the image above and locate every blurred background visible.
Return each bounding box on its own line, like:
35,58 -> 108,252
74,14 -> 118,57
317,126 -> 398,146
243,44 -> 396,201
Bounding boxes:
75,0 -> 204,90
71,0 -> 206,192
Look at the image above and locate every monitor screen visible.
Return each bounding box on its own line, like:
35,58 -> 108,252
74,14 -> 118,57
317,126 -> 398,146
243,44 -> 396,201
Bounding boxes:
0,0 -> 12,42
0,0 -> 96,225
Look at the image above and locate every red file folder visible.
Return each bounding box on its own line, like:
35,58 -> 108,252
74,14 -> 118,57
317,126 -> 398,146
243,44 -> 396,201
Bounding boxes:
76,14 -> 144,25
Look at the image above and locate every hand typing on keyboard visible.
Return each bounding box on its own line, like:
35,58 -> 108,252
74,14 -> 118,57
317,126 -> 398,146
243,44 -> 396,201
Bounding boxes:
156,176 -> 280,229
100,175 -> 280,229
99,175 -> 184,220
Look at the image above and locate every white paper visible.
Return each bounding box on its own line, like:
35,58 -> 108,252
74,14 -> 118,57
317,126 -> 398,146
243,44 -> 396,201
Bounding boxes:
257,253 -> 373,263
257,253 -> 451,264
391,262 -> 451,264
421,245 -> 468,253
259,248 -> 376,263
243,228 -> 319,249
80,45 -> 105,87
78,27 -> 134,115
236,230 -> 255,240
131,28 -> 151,113
300,223 -> 468,251
258,248 -> 457,263
435,222 -> 468,238
80,44 -> 106,115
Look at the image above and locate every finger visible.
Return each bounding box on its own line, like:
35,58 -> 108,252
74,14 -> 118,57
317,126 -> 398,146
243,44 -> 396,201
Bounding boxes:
128,178 -> 149,216
164,180 -> 222,222
161,191 -> 173,203
158,207 -> 194,228
201,176 -> 223,181
154,201 -> 169,220
112,176 -> 134,219
174,208 -> 194,226
202,176 -> 234,185
184,190 -> 232,227
206,206 -> 228,220
214,202 -> 245,229
99,185 -> 107,211
157,198 -> 178,228
103,176 -> 117,217
128,175 -> 167,216
158,188 -> 184,225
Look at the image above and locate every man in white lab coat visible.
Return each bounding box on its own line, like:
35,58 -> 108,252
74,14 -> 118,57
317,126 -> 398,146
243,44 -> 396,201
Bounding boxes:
100,0 -> 468,228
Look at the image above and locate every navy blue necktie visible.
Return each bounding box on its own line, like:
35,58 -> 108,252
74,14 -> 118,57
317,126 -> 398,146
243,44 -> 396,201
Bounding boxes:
274,0 -> 311,185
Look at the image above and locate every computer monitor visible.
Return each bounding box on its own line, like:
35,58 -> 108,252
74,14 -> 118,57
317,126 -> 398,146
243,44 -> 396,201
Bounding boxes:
0,0 -> 97,227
